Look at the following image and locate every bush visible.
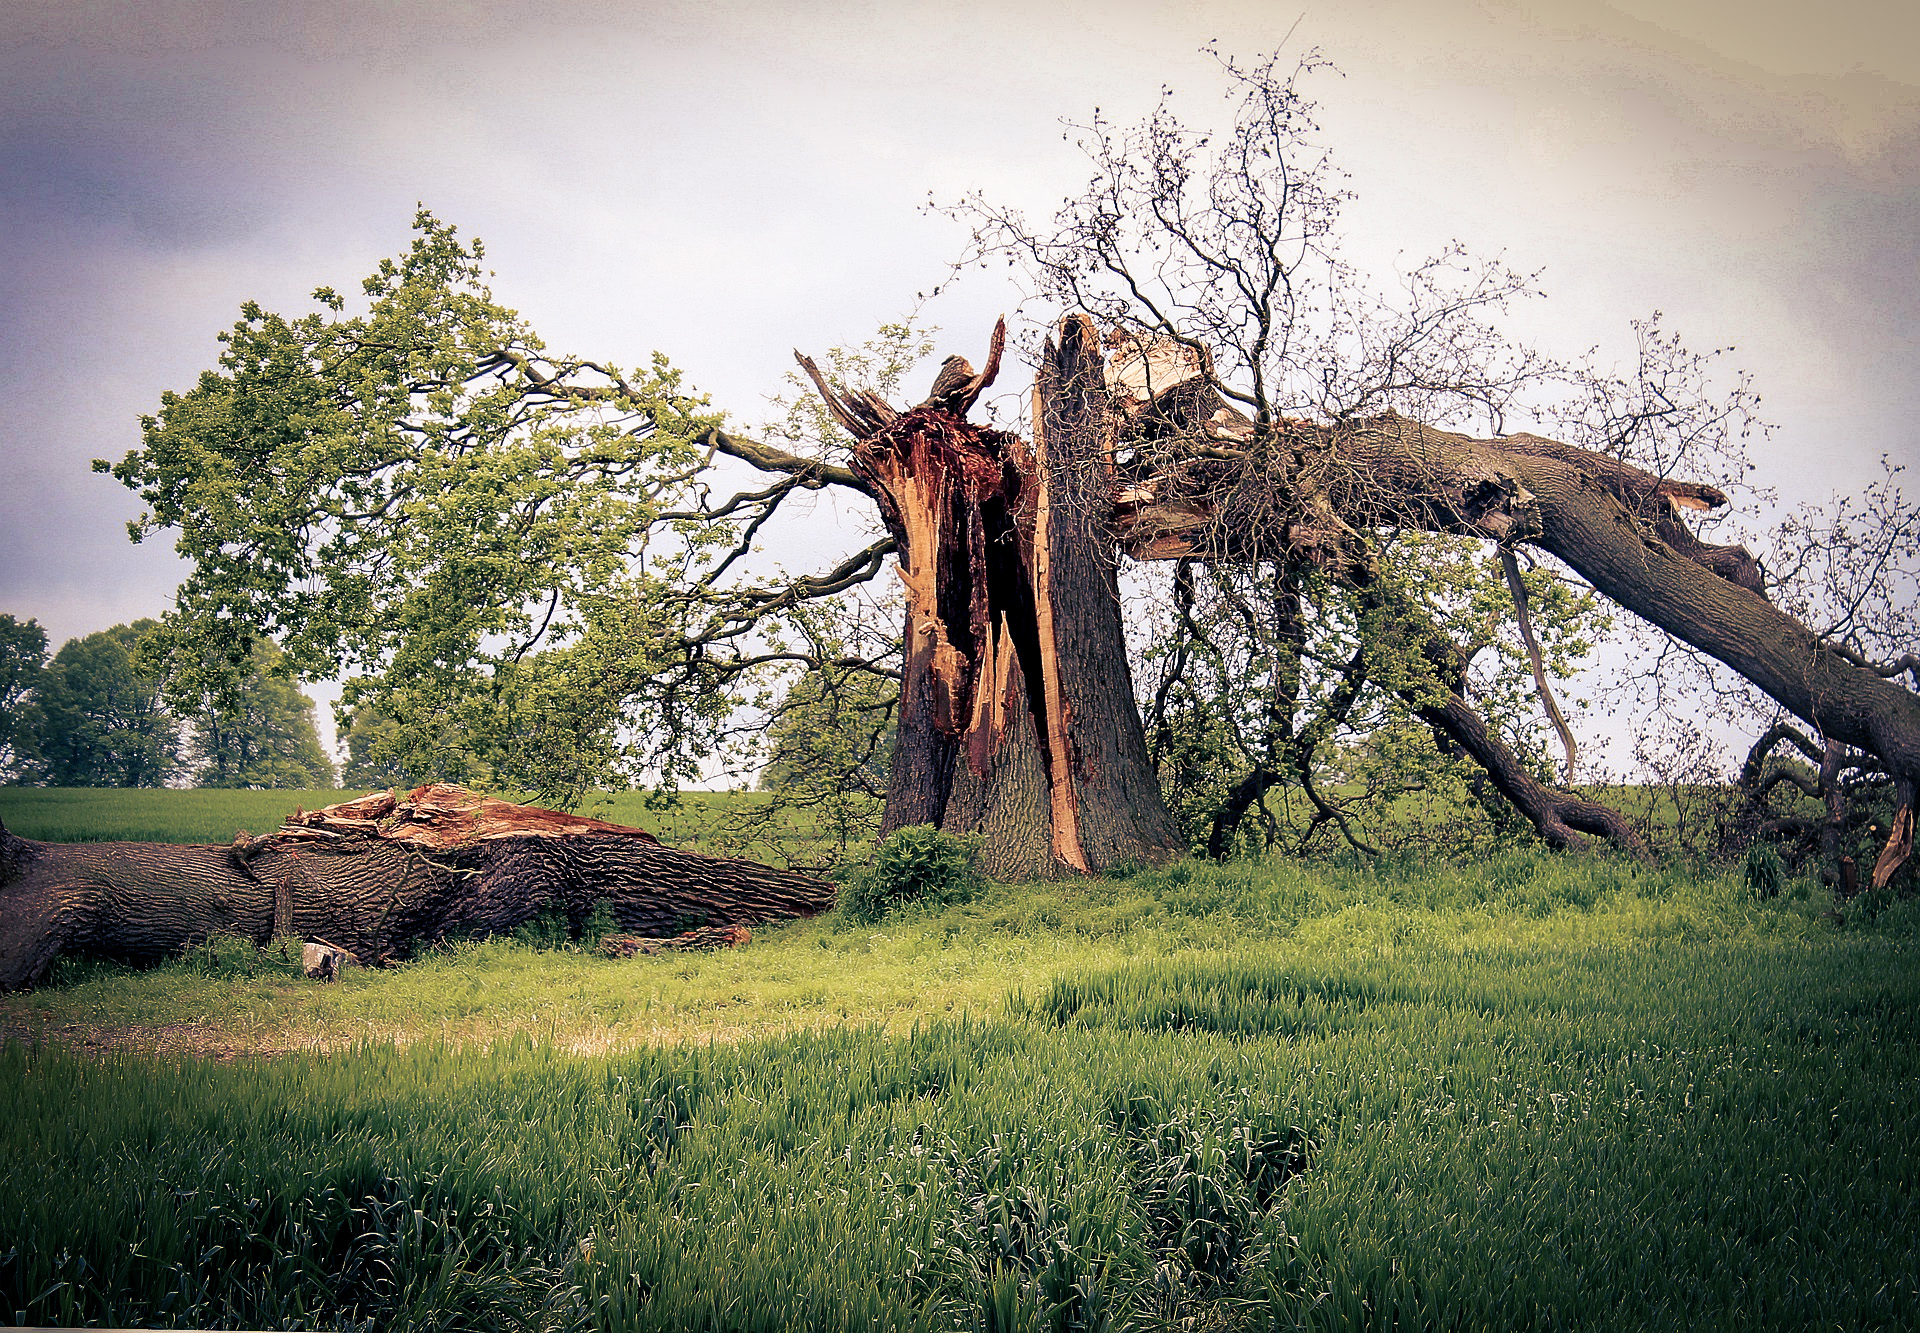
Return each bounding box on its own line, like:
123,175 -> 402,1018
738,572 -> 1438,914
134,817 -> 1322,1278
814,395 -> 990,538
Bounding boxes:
174,931 -> 304,981
839,825 -> 985,923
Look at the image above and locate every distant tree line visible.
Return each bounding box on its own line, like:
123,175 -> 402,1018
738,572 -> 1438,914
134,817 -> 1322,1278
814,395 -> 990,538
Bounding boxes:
0,614 -> 335,789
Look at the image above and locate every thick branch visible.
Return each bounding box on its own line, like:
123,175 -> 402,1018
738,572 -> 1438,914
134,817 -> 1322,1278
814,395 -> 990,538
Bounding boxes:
1117,399 -> 1920,809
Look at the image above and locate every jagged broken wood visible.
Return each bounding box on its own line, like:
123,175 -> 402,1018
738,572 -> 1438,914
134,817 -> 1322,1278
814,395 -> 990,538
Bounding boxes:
0,784 -> 834,990
797,315 -> 1915,879
798,317 -> 1185,878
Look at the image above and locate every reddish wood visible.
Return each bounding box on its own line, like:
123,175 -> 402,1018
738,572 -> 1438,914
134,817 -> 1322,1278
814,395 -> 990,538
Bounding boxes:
809,321 -> 1183,878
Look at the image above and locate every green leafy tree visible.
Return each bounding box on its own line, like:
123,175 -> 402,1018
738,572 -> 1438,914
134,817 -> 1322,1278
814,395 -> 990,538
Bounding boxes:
105,210 -> 896,806
337,703 -> 417,791
759,669 -> 895,796
0,614 -> 48,782
30,621 -> 180,787
180,639 -> 335,788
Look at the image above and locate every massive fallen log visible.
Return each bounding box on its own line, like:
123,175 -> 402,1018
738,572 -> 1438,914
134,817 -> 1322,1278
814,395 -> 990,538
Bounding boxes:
0,784 -> 834,990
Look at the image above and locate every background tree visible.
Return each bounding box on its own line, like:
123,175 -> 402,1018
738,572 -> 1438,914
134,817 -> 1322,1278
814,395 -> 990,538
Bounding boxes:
757,672 -> 896,796
748,663 -> 897,865
0,615 -> 48,783
179,640 -> 335,789
337,704 -> 417,791
108,213 -> 904,810
28,621 -> 179,788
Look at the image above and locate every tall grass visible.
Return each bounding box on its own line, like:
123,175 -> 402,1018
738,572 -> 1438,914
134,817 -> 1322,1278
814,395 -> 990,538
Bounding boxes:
0,787 -> 362,844
4,846 -> 1918,1329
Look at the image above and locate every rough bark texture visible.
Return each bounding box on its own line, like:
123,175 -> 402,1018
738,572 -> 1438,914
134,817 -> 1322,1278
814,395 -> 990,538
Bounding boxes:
0,785 -> 833,990
1029,317 -> 1187,870
801,319 -> 1184,878
1112,367 -> 1918,870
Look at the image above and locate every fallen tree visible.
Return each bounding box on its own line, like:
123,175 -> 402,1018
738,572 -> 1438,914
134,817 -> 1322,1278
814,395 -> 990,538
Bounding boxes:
797,318 -> 1185,878
1104,353 -> 1919,870
102,53 -> 1917,885
0,784 -> 833,990
790,311 -> 1916,880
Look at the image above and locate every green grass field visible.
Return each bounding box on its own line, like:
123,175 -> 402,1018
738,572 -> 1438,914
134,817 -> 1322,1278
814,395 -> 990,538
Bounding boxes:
3,793 -> 1918,1329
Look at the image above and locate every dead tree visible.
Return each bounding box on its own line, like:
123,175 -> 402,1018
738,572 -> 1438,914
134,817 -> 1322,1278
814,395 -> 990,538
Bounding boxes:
1105,343 -> 1919,879
797,318 -> 1185,879
788,314 -> 1917,886
0,784 -> 833,990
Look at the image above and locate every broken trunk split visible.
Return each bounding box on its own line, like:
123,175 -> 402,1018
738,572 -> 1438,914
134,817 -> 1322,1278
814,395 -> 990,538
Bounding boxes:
800,316 -> 1185,879
0,784 -> 833,990
802,316 -> 1916,881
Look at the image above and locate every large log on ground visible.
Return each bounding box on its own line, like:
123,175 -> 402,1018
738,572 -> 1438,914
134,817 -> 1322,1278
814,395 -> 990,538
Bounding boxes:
0,785 -> 834,990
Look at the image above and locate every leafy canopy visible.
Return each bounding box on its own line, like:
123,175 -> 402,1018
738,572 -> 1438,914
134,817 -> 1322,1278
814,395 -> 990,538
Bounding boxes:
105,211 -> 775,800
28,621 -> 180,788
179,639 -> 336,789
0,615 -> 48,782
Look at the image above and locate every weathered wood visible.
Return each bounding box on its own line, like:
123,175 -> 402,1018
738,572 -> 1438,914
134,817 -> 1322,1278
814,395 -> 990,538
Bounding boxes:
598,924 -> 751,957
1106,358 -> 1918,871
1030,315 -> 1185,870
276,783 -> 666,849
0,787 -> 834,990
302,939 -> 356,980
816,320 -> 1183,877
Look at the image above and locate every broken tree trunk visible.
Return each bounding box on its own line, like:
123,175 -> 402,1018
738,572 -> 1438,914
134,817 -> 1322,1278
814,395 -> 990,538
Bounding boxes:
1113,362 -> 1919,875
0,784 -> 834,990
798,317 -> 1184,878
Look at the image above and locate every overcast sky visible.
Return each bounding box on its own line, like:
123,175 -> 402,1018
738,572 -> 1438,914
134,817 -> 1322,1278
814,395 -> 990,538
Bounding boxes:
3,0 -> 1915,671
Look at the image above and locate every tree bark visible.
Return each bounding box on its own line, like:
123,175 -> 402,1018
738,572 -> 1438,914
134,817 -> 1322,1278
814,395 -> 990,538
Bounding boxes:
1027,316 -> 1186,870
1116,385 -> 1918,872
0,786 -> 833,990
801,319 -> 1184,878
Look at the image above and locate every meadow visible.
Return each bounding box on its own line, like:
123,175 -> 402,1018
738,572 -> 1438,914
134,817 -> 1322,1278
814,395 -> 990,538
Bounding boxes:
2,789 -> 1917,1330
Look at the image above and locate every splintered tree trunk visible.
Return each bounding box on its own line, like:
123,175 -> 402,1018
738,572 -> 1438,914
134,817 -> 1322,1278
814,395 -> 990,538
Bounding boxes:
1023,316 -> 1185,870
0,786 -> 834,990
804,319 -> 1184,878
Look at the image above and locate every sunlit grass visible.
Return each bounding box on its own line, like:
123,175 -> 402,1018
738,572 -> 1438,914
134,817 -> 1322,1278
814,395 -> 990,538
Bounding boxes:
0,848 -> 1870,1056
0,786 -> 364,844
0,785 -> 869,866
4,793 -> 1918,1328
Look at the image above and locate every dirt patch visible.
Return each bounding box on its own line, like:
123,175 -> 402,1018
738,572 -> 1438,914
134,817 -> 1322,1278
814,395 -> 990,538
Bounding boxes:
0,1018 -> 305,1062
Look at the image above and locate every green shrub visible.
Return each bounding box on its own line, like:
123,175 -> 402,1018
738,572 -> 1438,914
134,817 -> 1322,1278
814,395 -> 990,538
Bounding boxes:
839,825 -> 984,923
510,904 -> 575,951
509,899 -> 621,952
579,899 -> 619,948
